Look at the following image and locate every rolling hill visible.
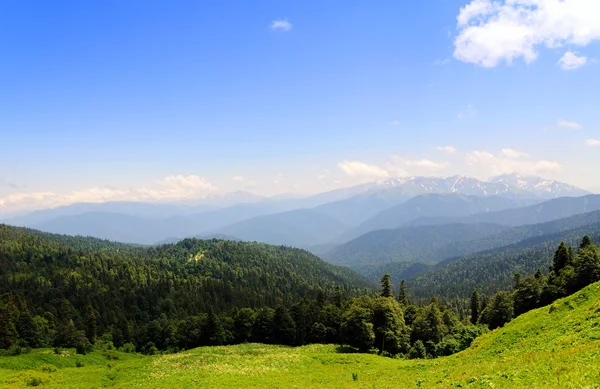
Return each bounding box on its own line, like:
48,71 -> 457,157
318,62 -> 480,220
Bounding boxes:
406,223 -> 600,301
2,281 -> 599,388
327,210 -> 600,269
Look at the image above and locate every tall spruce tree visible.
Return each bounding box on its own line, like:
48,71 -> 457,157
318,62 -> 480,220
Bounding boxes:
398,280 -> 409,306
380,274 -> 392,298
580,235 -> 593,250
470,290 -> 480,325
553,242 -> 571,272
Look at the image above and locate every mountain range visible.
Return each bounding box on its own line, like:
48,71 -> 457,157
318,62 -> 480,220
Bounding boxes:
0,174 -> 590,246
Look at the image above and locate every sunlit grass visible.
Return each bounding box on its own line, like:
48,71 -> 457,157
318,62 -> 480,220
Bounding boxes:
2,282 -> 600,388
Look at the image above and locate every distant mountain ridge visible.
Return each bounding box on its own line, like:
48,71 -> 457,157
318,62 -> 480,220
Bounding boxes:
1,174 -> 589,247
338,194 -> 538,242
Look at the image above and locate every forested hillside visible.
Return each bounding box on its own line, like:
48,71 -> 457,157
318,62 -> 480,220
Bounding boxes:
326,223 -> 508,266
330,210 -> 600,270
407,225 -> 600,302
0,224 -> 373,352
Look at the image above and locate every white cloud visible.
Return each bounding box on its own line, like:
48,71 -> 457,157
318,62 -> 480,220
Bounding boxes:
501,148 -> 529,159
159,175 -> 216,192
337,160 -> 390,179
457,104 -> 477,119
466,150 -> 561,176
586,138 -> 600,146
270,19 -> 292,32
0,175 -> 217,213
390,157 -> 451,171
557,119 -> 582,130
231,175 -> 258,187
390,120 -> 400,126
558,51 -> 588,70
437,146 -> 457,154
454,0 -> 600,67
433,58 -> 451,66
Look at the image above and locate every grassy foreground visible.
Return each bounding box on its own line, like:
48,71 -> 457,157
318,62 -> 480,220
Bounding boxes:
2,283 -> 600,388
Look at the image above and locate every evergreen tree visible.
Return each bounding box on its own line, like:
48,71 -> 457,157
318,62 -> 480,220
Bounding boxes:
380,274 -> 392,298
204,307 -> 224,346
480,291 -> 513,330
84,305 -> 97,343
0,297 -> 18,349
398,280 -> 409,306
372,297 -> 409,355
470,290 -> 480,325
553,242 -> 571,272
15,308 -> 36,347
580,235 -> 593,250
341,304 -> 375,352
252,308 -> 275,344
408,340 -> 427,359
233,308 -> 256,343
272,305 -> 296,346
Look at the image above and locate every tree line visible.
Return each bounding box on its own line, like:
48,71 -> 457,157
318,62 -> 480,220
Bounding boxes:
1,224 -> 598,360
469,236 -> 600,330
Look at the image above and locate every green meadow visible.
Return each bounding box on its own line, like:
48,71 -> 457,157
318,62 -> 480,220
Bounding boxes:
2,282 -> 600,388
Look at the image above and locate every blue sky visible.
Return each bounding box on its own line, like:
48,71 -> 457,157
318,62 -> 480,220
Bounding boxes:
1,0 -> 599,213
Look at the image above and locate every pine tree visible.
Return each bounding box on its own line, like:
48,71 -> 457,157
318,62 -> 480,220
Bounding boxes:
204,307 -> 224,346
84,305 -> 97,343
553,242 -> 571,272
470,290 -> 480,325
15,307 -> 36,347
380,275 -> 392,298
398,280 -> 409,306
272,305 -> 296,346
0,297 -> 19,349
534,269 -> 543,280
580,235 -> 593,250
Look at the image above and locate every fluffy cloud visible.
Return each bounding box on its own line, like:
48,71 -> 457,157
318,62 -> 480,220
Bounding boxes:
337,160 -> 390,179
586,138 -> 600,147
0,175 -> 217,213
466,150 -> 561,175
558,51 -> 588,70
454,0 -> 600,68
500,148 -> 529,159
437,146 -> 457,154
270,19 -> 292,32
389,157 -> 451,171
557,120 -> 582,130
338,156 -> 451,180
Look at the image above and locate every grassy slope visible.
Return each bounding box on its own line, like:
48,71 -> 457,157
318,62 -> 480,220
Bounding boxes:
2,282 -> 600,388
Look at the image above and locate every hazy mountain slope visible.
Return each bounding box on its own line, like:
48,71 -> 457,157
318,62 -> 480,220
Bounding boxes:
31,212 -> 169,244
326,223 -> 508,266
332,210 -> 600,271
340,194 -> 534,242
4,201 -> 219,226
409,194 -> 600,227
25,201 -> 298,244
406,224 -> 600,300
311,191 -> 412,226
216,209 -> 349,247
